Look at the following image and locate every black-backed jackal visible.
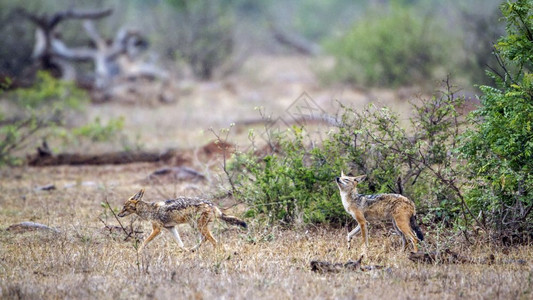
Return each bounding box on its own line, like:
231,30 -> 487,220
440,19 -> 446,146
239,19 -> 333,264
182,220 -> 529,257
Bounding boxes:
335,172 -> 424,252
118,189 -> 247,252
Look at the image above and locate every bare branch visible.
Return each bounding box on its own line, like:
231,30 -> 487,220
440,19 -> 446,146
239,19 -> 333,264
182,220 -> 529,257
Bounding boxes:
82,20 -> 106,49
49,8 -> 113,28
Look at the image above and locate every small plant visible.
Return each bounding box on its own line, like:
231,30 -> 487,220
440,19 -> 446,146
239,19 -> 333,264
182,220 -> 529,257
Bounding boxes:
56,116 -> 131,152
72,117 -> 125,142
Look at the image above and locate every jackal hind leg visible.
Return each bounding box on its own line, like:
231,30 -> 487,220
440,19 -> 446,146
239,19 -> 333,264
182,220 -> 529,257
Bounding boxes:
347,225 -> 361,249
394,214 -> 418,252
166,226 -> 188,252
139,223 -> 162,252
392,219 -> 407,250
190,211 -> 218,251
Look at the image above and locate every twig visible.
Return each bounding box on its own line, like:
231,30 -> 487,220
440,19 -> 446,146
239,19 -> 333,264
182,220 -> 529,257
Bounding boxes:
103,194 -> 129,238
209,127 -> 239,198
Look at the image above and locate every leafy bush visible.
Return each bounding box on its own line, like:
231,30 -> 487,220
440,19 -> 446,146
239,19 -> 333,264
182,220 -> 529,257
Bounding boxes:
324,4 -> 450,87
55,116 -> 130,153
230,127 -> 348,225
71,117 -> 124,142
459,0 -> 533,242
0,71 -> 87,165
227,81 -> 467,227
0,71 -> 129,165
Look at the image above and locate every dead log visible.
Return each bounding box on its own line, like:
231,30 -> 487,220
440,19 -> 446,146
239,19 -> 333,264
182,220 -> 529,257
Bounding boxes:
269,22 -> 321,56
140,166 -> 206,184
27,140 -> 233,166
18,7 -> 169,102
81,20 -> 168,91
28,148 -> 184,166
16,8 -> 112,80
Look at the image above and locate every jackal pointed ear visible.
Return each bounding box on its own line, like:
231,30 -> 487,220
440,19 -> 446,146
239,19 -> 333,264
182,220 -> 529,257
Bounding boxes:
341,170 -> 345,177
130,188 -> 145,201
354,175 -> 367,182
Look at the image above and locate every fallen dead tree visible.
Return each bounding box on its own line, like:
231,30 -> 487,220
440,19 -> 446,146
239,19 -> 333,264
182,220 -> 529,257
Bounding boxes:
15,7 -> 113,81
27,140 -> 233,166
269,21 -> 321,56
16,7 -> 170,102
139,166 -> 206,184
28,148 -> 183,166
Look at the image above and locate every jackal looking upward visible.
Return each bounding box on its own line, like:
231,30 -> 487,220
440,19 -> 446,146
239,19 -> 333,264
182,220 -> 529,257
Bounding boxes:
335,172 -> 424,252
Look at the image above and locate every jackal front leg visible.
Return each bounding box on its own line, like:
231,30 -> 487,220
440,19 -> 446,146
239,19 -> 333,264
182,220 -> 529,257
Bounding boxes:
354,211 -> 368,254
138,223 -> 161,253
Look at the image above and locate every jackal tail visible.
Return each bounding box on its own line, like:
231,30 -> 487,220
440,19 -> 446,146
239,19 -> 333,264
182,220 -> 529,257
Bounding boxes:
214,207 -> 247,229
410,214 -> 424,241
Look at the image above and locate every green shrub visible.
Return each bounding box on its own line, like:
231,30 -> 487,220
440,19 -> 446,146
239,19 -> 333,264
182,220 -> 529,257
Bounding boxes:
0,71 -> 130,165
0,71 -> 88,165
323,4 -> 450,87
227,81 -> 467,226
231,127 -> 349,225
459,0 -> 533,241
54,116 -> 129,152
71,117 -> 125,143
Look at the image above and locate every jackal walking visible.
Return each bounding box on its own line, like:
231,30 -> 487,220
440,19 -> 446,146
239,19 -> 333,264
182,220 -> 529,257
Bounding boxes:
335,172 -> 424,252
118,189 -> 247,252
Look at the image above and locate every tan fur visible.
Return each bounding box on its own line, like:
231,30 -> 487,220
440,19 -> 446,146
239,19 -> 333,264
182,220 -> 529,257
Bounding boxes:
118,189 -> 246,252
335,173 -> 423,253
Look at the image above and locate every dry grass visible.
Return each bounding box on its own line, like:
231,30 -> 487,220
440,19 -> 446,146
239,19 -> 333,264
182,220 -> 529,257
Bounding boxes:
1,166 -> 532,300
1,55 -> 532,299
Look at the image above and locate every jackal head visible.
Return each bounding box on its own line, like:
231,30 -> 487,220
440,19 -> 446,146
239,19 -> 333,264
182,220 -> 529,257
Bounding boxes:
335,171 -> 366,193
118,189 -> 145,217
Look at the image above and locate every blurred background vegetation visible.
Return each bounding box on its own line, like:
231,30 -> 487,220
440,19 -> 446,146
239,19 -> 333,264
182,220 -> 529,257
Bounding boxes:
1,0 -> 531,244
0,0 -> 503,85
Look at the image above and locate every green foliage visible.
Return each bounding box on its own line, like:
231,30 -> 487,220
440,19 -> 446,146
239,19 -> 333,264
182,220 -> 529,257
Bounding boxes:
71,117 -> 125,142
13,71 -> 85,110
0,72 -> 133,165
229,82 -> 466,226
164,0 -> 235,79
0,71 -> 88,165
231,127 -> 348,225
0,0 -> 38,79
292,0 -> 364,41
324,4 -> 449,87
459,0 -> 533,240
